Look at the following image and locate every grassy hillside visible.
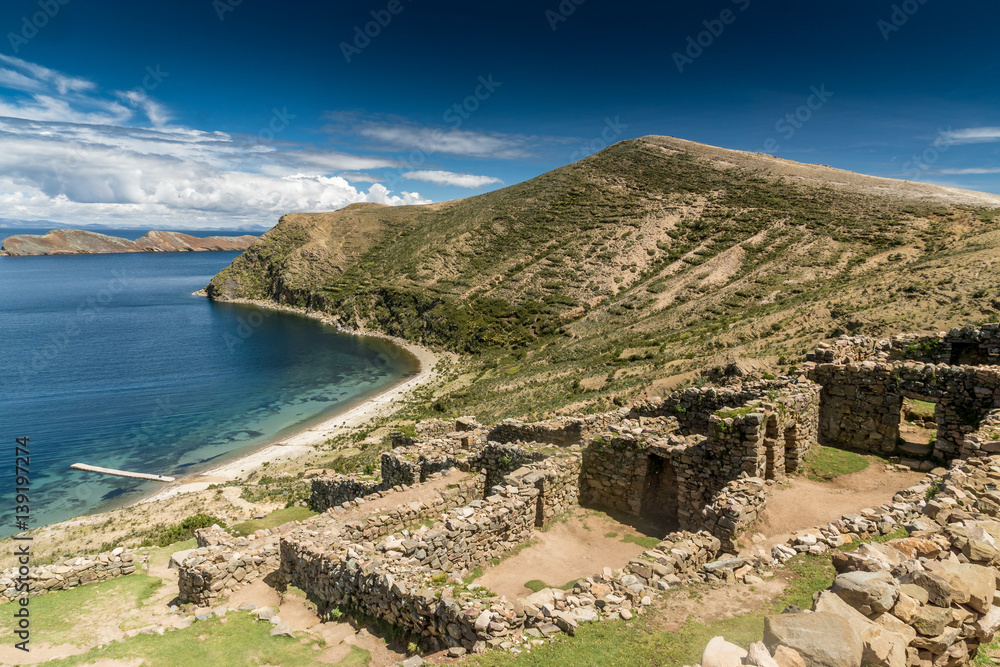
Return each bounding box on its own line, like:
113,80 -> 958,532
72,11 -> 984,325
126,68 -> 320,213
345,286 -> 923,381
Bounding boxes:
207,136 -> 1000,421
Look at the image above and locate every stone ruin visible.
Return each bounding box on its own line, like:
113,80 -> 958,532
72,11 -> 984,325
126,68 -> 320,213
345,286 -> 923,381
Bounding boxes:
170,322 -> 1000,661
809,323 -> 1000,463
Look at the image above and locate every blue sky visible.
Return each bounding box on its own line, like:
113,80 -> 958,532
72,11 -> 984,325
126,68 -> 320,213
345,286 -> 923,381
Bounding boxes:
0,0 -> 998,229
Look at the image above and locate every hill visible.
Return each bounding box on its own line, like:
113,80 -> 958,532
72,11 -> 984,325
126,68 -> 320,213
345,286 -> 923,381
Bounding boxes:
0,229 -> 257,256
205,136 -> 1000,421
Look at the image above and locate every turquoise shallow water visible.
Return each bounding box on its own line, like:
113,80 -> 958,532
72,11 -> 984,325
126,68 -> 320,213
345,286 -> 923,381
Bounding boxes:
0,235 -> 417,536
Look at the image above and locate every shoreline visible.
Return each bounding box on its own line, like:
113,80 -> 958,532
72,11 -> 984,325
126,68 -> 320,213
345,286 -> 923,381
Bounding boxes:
134,295 -> 442,506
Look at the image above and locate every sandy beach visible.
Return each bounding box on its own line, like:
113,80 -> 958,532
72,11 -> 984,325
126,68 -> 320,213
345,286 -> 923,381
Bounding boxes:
136,296 -> 441,505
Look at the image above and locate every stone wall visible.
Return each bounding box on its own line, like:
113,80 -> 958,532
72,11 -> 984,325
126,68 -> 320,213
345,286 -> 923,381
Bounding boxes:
468,442 -> 549,492
0,547 -> 142,602
809,359 -> 1000,460
890,323 -> 1000,365
700,477 -> 766,553
281,484 -> 540,652
177,527 -> 281,606
488,418 -> 588,447
311,475 -> 383,512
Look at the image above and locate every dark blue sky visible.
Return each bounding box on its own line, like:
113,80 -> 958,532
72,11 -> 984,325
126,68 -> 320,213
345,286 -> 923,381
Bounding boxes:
0,0 -> 997,228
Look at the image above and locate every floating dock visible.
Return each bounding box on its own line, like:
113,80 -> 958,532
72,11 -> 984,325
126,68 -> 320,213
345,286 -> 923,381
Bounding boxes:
71,463 -> 175,482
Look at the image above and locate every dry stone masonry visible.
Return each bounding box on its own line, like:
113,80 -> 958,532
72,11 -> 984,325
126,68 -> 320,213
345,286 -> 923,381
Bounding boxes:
0,547 -> 143,602
176,321 -> 1000,663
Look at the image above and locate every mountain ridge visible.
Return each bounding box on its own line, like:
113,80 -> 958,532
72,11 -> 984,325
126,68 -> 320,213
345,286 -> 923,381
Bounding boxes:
206,135 -> 1000,420
0,228 -> 258,256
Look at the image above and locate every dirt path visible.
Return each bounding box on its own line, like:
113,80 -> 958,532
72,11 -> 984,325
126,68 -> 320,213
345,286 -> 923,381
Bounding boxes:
748,464 -> 925,553
475,507 -> 659,599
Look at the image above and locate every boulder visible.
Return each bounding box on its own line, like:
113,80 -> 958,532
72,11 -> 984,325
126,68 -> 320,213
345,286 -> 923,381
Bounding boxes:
913,605 -> 951,637
169,548 -> 197,569
933,561 -> 995,612
831,570 -> 899,615
905,572 -> 954,607
702,636 -> 747,667
814,591 -> 907,667
764,612 -> 863,667
746,641 -> 779,667
772,646 -> 806,667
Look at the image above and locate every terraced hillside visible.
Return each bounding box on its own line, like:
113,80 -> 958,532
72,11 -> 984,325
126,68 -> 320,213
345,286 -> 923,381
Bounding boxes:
206,136 -> 1000,421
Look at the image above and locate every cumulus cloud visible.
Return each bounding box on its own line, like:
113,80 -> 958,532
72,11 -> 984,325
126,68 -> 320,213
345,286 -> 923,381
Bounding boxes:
0,59 -> 430,227
402,170 -> 503,188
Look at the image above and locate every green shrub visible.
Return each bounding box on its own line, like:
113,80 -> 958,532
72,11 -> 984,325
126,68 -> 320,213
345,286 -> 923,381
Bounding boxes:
142,513 -> 227,547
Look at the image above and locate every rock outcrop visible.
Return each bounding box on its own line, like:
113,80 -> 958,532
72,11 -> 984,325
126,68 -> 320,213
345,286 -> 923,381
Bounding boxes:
0,229 -> 257,256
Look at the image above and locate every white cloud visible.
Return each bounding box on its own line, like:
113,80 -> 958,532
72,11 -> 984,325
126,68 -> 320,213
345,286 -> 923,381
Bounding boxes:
0,59 -> 431,227
402,170 -> 503,188
940,127 -> 1000,145
937,167 -> 1000,175
358,123 -> 532,158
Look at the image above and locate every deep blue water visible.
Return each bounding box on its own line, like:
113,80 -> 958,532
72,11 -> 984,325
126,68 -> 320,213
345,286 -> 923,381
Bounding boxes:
0,244 -> 417,536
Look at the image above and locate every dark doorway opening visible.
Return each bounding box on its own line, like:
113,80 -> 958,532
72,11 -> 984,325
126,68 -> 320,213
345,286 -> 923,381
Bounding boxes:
950,342 -> 986,366
640,454 -> 678,527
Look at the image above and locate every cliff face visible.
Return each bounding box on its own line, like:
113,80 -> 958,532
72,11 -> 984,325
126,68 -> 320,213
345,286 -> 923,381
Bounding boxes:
0,229 -> 257,256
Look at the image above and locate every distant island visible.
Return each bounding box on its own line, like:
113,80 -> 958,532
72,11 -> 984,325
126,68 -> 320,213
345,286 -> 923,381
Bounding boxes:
0,229 -> 257,256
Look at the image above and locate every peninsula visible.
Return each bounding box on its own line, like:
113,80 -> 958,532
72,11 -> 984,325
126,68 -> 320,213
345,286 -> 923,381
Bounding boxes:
0,228 -> 257,256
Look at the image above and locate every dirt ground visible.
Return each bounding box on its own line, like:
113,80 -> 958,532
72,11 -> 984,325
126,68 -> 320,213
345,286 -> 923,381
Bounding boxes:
652,572 -> 790,632
748,464 -> 925,553
474,506 -> 668,599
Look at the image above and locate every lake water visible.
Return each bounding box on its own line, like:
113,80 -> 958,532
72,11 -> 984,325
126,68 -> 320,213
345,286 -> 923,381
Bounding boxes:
0,231 -> 417,536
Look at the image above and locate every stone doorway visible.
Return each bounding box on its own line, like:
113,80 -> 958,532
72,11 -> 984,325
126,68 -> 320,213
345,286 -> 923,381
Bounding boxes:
898,397 -> 937,459
764,415 -> 785,480
640,454 -> 678,526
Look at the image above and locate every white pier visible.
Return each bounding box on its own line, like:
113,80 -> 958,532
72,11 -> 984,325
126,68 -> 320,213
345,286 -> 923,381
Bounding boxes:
71,463 -> 175,482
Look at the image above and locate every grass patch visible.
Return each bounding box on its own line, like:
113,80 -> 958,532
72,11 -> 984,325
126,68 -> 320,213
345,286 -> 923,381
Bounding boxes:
973,637 -> 1000,666
47,611 -> 335,667
622,534 -> 662,549
778,554 -> 837,608
145,538 -> 197,571
230,506 -> 317,536
604,531 -> 619,538
0,575 -> 163,647
906,399 -> 936,419
803,445 -> 869,481
524,579 -> 579,593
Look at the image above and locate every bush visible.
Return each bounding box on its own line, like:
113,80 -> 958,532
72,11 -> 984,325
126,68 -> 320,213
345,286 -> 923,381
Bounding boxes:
142,513 -> 227,548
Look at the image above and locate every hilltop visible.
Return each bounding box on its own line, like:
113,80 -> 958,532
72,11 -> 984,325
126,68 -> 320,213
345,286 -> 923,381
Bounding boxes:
0,229 -> 257,256
206,136 -> 1000,421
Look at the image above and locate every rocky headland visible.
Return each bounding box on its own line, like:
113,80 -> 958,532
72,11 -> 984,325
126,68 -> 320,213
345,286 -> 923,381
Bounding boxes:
0,228 -> 257,256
